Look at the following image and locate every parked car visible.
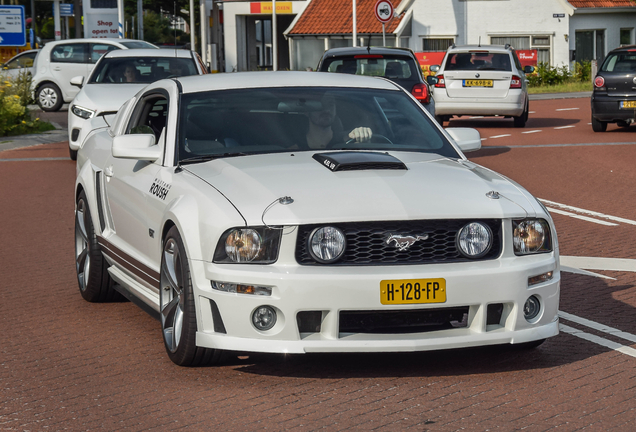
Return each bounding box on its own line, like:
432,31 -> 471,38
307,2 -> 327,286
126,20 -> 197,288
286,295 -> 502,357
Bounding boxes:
1,49 -> 39,79
74,72 -> 559,366
316,47 -> 435,116
432,44 -> 534,127
67,48 -> 206,160
591,44 -> 636,132
32,38 -> 158,112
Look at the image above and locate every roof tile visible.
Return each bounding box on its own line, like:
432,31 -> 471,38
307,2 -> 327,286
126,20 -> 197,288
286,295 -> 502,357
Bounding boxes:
289,0 -> 404,35
568,0 -> 636,7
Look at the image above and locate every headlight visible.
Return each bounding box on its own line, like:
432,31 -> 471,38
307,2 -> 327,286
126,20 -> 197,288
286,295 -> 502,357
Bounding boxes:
513,219 -> 552,255
213,227 -> 282,264
308,226 -> 346,263
456,222 -> 493,258
71,104 -> 95,119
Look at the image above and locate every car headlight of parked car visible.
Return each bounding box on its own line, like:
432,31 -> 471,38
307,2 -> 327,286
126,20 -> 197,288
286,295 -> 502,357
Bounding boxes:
513,219 -> 552,255
71,104 -> 95,119
456,222 -> 493,258
308,226 -> 346,263
214,227 -> 282,263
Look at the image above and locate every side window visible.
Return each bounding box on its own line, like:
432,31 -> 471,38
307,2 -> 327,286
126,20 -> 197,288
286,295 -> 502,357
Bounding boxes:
51,43 -> 87,63
126,95 -> 169,142
90,43 -> 120,64
512,51 -> 523,71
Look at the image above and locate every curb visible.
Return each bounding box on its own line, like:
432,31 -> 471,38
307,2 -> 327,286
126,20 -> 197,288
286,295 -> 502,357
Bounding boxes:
529,91 -> 591,100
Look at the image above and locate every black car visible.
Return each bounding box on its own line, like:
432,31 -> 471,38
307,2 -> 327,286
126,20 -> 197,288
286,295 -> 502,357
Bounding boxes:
591,45 -> 636,132
316,47 -> 436,116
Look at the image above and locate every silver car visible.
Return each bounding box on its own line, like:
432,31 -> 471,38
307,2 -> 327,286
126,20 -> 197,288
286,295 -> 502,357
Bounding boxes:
432,44 -> 534,127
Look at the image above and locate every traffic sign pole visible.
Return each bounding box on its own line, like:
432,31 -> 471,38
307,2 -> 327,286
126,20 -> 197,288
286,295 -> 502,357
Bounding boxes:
382,23 -> 385,46
374,0 -> 394,47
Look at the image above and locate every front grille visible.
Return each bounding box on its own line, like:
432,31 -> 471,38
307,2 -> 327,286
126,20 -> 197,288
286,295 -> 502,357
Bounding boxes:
296,219 -> 502,266
339,307 -> 469,334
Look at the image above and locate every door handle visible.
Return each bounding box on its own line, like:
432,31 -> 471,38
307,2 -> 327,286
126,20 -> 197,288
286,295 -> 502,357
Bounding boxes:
104,166 -> 113,177
53,66 -> 61,71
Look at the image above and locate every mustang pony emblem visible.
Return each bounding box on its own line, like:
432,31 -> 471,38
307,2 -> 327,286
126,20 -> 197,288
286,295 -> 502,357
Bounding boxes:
386,234 -> 429,251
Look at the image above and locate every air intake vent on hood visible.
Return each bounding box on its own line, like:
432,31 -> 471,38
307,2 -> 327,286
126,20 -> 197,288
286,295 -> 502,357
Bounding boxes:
313,151 -> 407,172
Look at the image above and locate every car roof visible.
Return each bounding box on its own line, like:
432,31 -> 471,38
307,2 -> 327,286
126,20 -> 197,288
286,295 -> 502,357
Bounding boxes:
322,46 -> 416,57
105,49 -> 192,59
447,44 -> 511,53
608,44 -> 636,54
176,71 -> 401,94
42,38 -> 148,47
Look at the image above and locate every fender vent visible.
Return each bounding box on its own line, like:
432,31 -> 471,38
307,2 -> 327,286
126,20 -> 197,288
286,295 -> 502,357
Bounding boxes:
313,151 -> 407,172
95,172 -> 106,233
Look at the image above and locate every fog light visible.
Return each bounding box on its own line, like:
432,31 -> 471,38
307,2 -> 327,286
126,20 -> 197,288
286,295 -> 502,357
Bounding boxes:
523,295 -> 541,321
252,306 -> 277,331
528,271 -> 553,286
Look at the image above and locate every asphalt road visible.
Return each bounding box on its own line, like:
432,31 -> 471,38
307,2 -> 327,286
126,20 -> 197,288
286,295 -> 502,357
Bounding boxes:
2,98 -> 636,430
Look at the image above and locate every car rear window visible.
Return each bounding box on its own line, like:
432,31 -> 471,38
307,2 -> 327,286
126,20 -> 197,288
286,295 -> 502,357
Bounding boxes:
601,53 -> 636,72
120,41 -> 158,49
322,55 -> 417,80
444,52 -> 512,71
89,57 -> 198,83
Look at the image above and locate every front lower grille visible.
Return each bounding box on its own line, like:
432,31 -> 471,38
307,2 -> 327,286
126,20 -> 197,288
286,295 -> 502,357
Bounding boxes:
339,307 -> 469,334
296,219 -> 502,266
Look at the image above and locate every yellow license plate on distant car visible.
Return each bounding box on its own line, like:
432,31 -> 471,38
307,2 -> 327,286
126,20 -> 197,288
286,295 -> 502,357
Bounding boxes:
380,279 -> 446,305
621,101 -> 636,109
463,79 -> 493,87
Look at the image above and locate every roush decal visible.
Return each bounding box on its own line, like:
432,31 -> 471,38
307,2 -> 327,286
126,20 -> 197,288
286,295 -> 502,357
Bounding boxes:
149,178 -> 171,200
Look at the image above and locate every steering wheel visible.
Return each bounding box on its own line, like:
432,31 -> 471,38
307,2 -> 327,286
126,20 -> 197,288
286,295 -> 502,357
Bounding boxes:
343,133 -> 394,146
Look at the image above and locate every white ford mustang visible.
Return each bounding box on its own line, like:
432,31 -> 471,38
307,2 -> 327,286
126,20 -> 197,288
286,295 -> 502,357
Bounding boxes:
75,72 -> 560,366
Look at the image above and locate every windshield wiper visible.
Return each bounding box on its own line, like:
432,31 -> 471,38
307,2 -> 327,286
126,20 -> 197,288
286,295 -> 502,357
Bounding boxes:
178,152 -> 250,166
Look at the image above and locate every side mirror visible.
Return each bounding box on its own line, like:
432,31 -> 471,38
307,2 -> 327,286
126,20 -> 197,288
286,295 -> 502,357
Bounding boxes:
446,127 -> 481,152
523,65 -> 535,74
426,75 -> 438,85
112,134 -> 161,161
70,75 -> 84,88
430,65 -> 440,73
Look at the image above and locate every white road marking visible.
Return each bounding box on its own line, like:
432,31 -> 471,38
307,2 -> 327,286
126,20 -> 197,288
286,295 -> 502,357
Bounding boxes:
559,324 -> 636,358
470,116 -> 484,119
554,125 -> 576,129
556,108 -> 580,111
529,111 -> 536,114
539,199 -> 636,226
489,134 -> 511,139
560,311 -> 636,344
546,207 -> 618,226
481,138 -> 487,141
560,256 -> 636,273
521,130 -> 542,134
560,265 -> 616,280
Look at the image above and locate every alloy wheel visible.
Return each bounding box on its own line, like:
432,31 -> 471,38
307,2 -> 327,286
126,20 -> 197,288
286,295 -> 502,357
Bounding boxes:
160,238 -> 185,353
75,199 -> 90,291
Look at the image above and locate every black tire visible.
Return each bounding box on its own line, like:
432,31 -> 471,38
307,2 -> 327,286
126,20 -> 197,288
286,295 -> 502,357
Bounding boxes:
37,83 -> 63,112
75,191 -> 121,302
591,116 -> 607,132
435,115 -> 449,125
69,146 -> 78,161
160,226 -> 224,366
513,100 -> 529,128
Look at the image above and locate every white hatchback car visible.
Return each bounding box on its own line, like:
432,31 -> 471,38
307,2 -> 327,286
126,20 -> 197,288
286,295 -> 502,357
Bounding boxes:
432,44 -> 534,127
1,49 -> 39,79
32,38 -> 157,112
75,72 -> 559,366
68,49 -> 206,160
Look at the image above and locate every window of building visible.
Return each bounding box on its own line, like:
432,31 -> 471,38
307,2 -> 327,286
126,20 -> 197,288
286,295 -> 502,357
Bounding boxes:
400,37 -> 410,48
575,30 -> 604,64
620,28 -> 633,46
491,35 -> 551,65
422,38 -> 454,52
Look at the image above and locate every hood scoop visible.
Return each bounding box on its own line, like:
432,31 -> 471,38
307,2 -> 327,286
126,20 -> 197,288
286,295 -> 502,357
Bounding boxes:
313,151 -> 407,172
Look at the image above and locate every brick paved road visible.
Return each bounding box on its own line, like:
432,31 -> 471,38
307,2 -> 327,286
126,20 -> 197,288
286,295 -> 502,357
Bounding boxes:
1,98 -> 636,430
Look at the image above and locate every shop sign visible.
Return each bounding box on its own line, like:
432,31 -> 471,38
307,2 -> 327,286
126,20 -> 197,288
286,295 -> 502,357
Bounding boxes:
517,49 -> 538,68
250,2 -> 293,14
414,52 -> 446,77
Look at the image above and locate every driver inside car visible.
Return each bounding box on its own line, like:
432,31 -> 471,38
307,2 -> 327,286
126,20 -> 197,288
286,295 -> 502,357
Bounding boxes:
305,94 -> 372,149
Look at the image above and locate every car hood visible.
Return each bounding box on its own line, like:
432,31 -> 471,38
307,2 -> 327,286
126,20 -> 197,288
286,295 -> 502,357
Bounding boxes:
185,151 -> 540,226
73,83 -> 147,114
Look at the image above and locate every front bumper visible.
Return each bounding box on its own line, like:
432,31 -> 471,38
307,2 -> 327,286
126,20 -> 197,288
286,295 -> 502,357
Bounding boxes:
591,93 -> 636,122
190,230 -> 560,354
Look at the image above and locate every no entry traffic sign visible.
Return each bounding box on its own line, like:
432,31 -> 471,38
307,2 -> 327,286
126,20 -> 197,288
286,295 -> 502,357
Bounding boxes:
374,0 -> 394,24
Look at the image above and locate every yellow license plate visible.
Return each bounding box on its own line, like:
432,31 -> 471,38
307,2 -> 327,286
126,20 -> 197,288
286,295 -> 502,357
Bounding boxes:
621,101 -> 636,109
380,278 -> 446,305
463,79 -> 493,87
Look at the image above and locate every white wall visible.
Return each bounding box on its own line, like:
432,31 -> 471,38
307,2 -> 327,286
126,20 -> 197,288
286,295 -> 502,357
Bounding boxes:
570,12 -> 636,56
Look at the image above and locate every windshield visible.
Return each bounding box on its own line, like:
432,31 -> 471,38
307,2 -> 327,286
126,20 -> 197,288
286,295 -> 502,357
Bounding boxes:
178,87 -> 458,162
321,55 -> 419,81
120,41 -> 158,49
89,57 -> 197,83
601,52 -> 636,72
444,52 -> 512,71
